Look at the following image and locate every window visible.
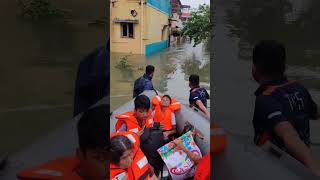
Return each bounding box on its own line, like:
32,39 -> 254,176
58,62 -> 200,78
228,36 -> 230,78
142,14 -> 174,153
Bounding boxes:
121,23 -> 134,38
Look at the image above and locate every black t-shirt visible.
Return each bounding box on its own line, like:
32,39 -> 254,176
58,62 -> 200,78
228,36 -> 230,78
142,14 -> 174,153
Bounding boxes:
189,87 -> 210,109
253,77 -> 318,150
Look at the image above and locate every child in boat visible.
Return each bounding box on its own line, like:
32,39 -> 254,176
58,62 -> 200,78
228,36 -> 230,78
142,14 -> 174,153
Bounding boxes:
151,94 -> 181,141
166,123 -> 208,180
115,95 -> 154,136
110,131 -> 158,180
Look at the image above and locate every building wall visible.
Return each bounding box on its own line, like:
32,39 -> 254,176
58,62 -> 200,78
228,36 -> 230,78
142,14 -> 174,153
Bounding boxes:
147,0 -> 171,15
110,0 -> 170,55
171,13 -> 183,29
144,3 -> 170,56
110,0 -> 142,54
171,0 -> 182,14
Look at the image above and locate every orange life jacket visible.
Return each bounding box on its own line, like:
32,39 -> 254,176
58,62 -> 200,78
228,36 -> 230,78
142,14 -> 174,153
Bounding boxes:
211,122 -> 227,154
151,96 -> 181,130
110,131 -> 151,180
17,157 -> 82,180
194,154 -> 210,180
115,111 -> 153,133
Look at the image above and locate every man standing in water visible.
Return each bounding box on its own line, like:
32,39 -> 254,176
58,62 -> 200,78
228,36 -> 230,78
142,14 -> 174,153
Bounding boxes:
189,74 -> 210,118
133,65 -> 155,98
251,40 -> 320,176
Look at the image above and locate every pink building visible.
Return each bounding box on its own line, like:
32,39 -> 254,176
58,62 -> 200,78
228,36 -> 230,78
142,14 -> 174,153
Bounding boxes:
181,5 -> 191,21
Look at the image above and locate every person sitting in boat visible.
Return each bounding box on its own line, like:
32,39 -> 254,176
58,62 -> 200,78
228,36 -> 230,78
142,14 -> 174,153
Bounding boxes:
17,105 -> 108,180
167,124 -> 208,180
171,122 -> 226,179
110,131 -> 158,180
116,95 -> 154,136
151,94 -> 181,141
170,138 -> 210,180
188,74 -> 210,118
251,40 -> 320,176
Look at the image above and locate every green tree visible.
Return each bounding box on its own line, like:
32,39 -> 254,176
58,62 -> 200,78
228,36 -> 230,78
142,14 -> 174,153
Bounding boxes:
18,0 -> 65,19
182,4 -> 212,47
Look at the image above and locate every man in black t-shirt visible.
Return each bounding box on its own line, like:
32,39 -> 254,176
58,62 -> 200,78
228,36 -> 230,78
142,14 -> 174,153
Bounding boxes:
189,74 -> 210,118
251,40 -> 320,176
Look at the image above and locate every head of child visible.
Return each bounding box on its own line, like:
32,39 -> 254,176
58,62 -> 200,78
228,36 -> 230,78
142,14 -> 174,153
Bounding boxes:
161,95 -> 172,107
252,40 -> 286,84
134,95 -> 151,122
110,135 -> 134,169
189,74 -> 200,89
76,105 -> 108,180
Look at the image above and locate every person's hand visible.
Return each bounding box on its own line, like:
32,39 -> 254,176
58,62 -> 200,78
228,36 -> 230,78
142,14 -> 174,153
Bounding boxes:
163,131 -> 171,138
172,138 -> 185,150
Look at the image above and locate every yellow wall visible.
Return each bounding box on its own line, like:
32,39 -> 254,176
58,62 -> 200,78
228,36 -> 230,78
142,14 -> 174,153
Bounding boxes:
144,5 -> 169,45
110,0 -> 143,54
110,0 -> 169,54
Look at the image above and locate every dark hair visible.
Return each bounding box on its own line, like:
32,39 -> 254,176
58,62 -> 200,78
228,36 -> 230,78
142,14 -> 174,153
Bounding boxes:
252,40 -> 286,77
77,105 -> 108,155
134,95 -> 150,110
110,135 -> 133,165
145,65 -> 155,75
189,74 -> 200,87
162,94 -> 172,104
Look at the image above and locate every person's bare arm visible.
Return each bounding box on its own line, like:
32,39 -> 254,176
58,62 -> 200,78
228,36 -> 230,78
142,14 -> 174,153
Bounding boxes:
275,121 -> 320,176
172,139 -> 201,164
195,100 -> 210,118
180,146 -> 201,164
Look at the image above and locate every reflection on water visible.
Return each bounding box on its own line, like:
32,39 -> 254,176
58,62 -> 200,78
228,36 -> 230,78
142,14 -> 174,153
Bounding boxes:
224,0 -> 320,159
110,41 -> 210,111
0,0 -> 105,155
226,0 -> 320,90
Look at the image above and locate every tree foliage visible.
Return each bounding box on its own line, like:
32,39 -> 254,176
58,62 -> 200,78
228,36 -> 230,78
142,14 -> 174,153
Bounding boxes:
182,5 -> 212,47
18,0 -> 65,19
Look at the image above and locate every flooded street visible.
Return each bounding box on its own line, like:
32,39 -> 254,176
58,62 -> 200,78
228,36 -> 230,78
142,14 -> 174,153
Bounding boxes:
214,0 -> 320,161
0,0 -> 105,155
110,41 -> 210,111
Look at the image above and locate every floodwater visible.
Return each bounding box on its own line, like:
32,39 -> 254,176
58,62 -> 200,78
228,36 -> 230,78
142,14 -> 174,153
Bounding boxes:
214,0 -> 320,161
0,0 -> 106,155
110,41 -> 210,112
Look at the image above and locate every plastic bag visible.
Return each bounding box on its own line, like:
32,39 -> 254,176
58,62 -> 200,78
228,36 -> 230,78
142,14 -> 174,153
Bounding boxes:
157,131 -> 202,180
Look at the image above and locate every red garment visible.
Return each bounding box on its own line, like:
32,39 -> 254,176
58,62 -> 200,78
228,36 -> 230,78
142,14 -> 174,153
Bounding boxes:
194,154 -> 210,180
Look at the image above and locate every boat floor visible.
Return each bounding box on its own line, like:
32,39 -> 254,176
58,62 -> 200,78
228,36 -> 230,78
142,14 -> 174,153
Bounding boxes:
213,133 -> 319,180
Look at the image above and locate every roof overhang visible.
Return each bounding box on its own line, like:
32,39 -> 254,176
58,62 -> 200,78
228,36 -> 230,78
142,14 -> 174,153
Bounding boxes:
113,19 -> 139,24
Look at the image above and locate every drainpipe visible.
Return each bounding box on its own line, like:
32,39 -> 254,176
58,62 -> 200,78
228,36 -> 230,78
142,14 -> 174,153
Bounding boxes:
140,0 -> 144,54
